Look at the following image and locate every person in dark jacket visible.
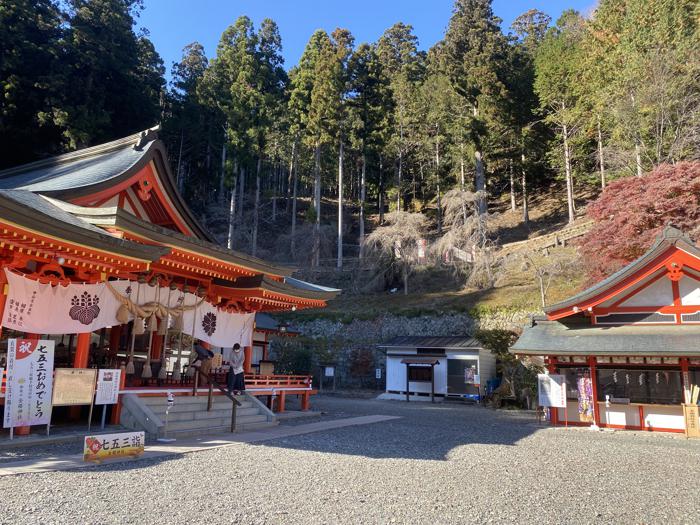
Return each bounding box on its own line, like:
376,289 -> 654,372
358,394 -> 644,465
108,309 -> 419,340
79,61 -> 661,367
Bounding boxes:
192,341 -> 213,385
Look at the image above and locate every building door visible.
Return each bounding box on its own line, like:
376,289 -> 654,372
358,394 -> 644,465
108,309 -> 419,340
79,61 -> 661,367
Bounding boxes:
447,359 -> 479,396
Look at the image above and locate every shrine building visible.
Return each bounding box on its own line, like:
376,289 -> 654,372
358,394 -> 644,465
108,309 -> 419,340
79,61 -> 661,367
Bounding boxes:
512,225 -> 700,433
0,126 -> 338,437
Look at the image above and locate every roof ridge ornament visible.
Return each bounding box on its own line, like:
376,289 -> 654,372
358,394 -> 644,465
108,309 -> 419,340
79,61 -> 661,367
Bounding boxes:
133,125 -> 161,151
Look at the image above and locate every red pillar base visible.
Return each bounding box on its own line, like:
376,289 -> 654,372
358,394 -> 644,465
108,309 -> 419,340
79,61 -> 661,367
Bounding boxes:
301,392 -> 310,411
277,391 -> 286,413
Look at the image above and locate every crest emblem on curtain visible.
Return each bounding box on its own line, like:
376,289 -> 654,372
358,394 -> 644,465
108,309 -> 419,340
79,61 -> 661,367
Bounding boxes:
201,312 -> 217,336
69,291 -> 101,325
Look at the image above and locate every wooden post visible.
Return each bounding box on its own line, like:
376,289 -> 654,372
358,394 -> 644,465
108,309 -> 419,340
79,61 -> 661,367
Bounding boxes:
278,391 -> 286,413
110,365 -> 127,425
69,332 -> 92,420
151,322 -> 163,361
244,346 -> 253,373
301,391 -> 310,411
681,358 -> 690,403
588,356 -> 601,427
73,332 -> 91,368
547,357 -> 559,426
405,365 -> 410,402
431,365 -> 435,404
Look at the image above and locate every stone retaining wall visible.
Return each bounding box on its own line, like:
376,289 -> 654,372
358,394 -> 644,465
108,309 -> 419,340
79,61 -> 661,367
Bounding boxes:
270,309 -> 537,389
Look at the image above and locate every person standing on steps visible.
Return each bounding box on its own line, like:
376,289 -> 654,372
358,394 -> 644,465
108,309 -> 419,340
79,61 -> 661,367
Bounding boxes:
228,343 -> 246,395
193,340 -> 214,386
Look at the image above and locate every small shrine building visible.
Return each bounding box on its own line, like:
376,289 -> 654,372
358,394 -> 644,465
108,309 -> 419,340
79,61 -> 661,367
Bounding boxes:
512,226 -> 700,433
0,127 -> 338,434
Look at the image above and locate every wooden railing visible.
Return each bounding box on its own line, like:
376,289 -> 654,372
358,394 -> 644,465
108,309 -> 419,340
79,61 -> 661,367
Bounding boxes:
125,370 -> 312,391
499,220 -> 595,256
244,374 -> 312,389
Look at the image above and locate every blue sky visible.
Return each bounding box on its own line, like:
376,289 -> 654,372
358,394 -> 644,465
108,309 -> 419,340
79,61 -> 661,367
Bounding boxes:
139,0 -> 596,80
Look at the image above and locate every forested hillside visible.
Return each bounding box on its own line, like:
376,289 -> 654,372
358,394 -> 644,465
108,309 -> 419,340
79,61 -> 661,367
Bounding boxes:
2,0 -> 699,305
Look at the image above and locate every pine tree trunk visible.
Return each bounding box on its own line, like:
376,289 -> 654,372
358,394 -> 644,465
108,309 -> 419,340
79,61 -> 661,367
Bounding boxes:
403,267 -> 408,296
473,106 -> 486,215
219,137 -> 226,204
435,131 -> 442,234
176,129 -> 184,192
313,144 -> 321,267
286,142 -> 296,214
635,141 -> 643,177
237,166 -> 245,225
227,178 -> 237,249
337,140 -> 344,269
562,121 -> 575,225
397,125 -> 403,212
631,94 -> 643,177
521,152 -> 529,228
272,161 -> 277,223
252,157 -> 261,257
509,157 -> 516,211
359,151 -> 366,259
290,145 -> 299,258
460,142 -> 467,222
597,116 -> 606,189
378,155 -> 384,224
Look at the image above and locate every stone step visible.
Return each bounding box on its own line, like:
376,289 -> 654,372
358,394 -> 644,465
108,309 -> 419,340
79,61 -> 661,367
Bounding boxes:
155,407 -> 260,422
164,414 -> 268,432
141,397 -> 252,411
162,420 -> 279,439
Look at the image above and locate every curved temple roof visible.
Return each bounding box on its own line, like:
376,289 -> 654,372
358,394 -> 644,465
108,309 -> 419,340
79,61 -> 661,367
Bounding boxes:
0,127 -> 340,308
0,127 -> 213,242
544,225 -> 699,319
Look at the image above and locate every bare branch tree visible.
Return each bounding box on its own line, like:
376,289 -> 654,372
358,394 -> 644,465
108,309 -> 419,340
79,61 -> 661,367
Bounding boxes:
434,188 -> 498,289
361,211 -> 428,295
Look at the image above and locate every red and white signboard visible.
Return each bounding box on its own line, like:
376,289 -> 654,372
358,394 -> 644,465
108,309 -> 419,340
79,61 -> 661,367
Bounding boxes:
3,339 -> 55,428
538,374 -> 567,408
95,369 -> 122,405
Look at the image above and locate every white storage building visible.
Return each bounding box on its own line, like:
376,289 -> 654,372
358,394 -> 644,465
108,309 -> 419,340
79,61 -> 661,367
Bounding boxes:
378,336 -> 496,401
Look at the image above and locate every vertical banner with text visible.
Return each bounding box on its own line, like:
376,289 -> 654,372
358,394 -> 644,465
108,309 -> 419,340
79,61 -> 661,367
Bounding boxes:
3,339 -> 55,428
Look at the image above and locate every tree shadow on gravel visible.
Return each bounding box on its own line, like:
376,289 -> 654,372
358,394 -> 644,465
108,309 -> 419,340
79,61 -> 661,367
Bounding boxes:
254,400 -> 545,461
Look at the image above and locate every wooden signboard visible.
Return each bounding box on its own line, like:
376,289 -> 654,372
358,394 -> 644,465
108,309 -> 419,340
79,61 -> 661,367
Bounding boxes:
52,368 -> 97,406
84,431 -> 145,463
683,404 -> 700,439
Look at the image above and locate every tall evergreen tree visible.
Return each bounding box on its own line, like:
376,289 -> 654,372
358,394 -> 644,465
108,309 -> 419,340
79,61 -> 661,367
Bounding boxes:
0,0 -> 65,167
60,0 -> 164,148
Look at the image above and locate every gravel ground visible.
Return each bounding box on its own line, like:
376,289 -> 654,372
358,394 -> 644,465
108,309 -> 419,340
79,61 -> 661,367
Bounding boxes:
1,396 -> 699,524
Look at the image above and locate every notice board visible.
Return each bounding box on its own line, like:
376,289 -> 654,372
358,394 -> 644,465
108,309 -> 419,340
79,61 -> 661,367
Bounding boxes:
52,368 -> 97,406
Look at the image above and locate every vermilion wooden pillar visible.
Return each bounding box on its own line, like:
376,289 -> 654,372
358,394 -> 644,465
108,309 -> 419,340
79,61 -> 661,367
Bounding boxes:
151,322 -> 163,360
73,332 -> 91,368
244,346 -> 253,373
69,332 -> 92,420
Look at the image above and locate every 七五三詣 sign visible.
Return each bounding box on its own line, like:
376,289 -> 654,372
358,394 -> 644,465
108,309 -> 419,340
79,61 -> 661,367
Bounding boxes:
84,431 -> 145,462
3,339 -> 54,428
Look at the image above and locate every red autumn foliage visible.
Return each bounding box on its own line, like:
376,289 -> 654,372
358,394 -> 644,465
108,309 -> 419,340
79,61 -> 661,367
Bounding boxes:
578,162 -> 700,284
